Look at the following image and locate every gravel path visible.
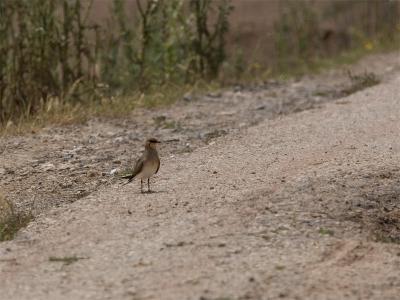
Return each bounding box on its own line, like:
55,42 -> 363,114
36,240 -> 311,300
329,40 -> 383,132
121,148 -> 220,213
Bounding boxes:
1,52 -> 399,217
1,53 -> 400,299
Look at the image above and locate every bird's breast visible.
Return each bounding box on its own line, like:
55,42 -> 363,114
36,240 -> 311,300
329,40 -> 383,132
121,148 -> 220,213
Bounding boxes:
138,159 -> 159,179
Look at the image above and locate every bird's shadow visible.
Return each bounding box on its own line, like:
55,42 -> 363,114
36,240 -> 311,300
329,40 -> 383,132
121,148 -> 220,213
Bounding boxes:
140,190 -> 168,194
118,182 -> 167,194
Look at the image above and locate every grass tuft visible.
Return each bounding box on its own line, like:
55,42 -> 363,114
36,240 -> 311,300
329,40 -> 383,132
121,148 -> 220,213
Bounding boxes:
0,193 -> 33,241
49,256 -> 87,265
0,81 -> 218,136
319,227 -> 335,236
342,71 -> 381,95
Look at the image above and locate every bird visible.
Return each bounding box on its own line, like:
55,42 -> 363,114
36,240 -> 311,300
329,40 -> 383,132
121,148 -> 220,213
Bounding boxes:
121,138 -> 161,193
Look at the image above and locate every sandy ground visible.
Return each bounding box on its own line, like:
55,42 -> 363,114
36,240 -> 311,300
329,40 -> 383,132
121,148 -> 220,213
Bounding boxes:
1,52 -> 399,216
1,52 -> 400,299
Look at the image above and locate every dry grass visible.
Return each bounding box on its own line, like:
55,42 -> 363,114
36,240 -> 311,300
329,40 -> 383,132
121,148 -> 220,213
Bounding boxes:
0,193 -> 32,241
342,71 -> 381,95
1,81 -> 217,136
0,0 -> 231,127
1,0 -> 399,135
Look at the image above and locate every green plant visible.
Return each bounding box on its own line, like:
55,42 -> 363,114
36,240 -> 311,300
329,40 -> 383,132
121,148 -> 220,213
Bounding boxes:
319,227 -> 334,236
264,0 -> 400,78
0,0 -> 100,123
274,0 -> 320,73
49,255 -> 87,265
189,0 -> 233,78
0,0 -> 233,125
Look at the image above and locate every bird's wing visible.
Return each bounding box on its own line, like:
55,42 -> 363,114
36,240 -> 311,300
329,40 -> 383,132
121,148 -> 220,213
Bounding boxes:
131,156 -> 144,178
121,156 -> 144,182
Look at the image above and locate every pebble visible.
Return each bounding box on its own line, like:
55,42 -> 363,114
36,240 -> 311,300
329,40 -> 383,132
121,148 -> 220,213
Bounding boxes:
39,163 -> 56,172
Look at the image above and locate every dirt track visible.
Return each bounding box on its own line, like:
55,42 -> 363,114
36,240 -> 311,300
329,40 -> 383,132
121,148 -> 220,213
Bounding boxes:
1,53 -> 400,299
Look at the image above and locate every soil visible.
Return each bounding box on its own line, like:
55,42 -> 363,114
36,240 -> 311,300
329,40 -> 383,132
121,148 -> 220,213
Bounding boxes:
0,51 -> 400,300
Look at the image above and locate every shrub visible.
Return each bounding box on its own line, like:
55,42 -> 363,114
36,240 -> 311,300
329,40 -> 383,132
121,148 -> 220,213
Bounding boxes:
0,0 -> 232,124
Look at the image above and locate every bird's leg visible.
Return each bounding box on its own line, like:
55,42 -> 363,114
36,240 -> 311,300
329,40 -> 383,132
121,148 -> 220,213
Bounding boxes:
147,178 -> 151,193
140,179 -> 143,193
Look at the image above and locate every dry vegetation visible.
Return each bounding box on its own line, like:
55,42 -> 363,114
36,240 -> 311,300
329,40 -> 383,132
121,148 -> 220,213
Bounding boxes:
227,0 -> 400,80
0,0 -> 399,133
0,2 -> 399,297
0,192 -> 32,241
0,0 -> 231,128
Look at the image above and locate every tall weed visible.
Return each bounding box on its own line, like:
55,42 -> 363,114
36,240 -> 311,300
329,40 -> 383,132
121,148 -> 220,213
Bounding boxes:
0,0 -> 232,124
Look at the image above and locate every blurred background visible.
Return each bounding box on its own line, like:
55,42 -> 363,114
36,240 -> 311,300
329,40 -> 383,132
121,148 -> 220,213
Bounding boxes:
0,0 -> 399,126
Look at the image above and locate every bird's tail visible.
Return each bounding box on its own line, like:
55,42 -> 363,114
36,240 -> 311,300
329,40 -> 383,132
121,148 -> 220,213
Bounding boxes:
118,169 -> 135,185
121,175 -> 135,186
119,173 -> 133,179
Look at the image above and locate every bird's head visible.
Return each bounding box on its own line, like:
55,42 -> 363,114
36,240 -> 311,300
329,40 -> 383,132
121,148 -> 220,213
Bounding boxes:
145,138 -> 161,149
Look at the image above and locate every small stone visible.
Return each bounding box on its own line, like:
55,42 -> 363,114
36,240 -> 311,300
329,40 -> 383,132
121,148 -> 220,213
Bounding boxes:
40,163 -> 56,172
60,181 -> 73,188
114,137 -> 124,144
233,85 -> 243,92
58,163 -> 71,170
207,92 -> 222,98
87,170 -> 98,177
183,94 -> 193,102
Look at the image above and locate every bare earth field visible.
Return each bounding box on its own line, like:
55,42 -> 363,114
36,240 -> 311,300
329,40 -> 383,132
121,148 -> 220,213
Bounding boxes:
0,52 -> 400,299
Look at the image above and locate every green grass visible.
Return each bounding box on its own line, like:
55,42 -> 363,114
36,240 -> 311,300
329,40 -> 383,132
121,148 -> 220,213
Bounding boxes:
3,40 -> 391,137
0,0 -> 232,127
220,48 -> 392,89
49,256 -> 87,265
271,43 -> 396,82
319,227 -> 335,236
1,1 -> 399,135
275,265 -> 286,271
